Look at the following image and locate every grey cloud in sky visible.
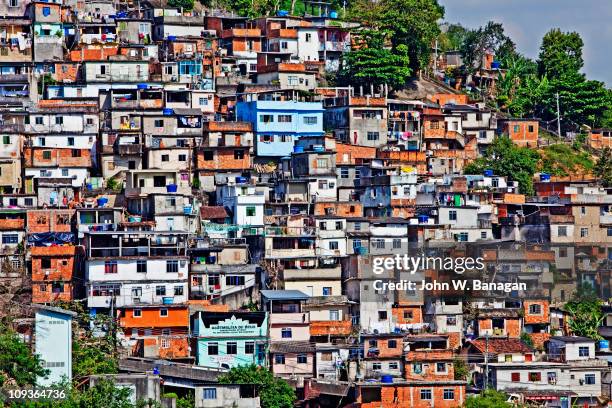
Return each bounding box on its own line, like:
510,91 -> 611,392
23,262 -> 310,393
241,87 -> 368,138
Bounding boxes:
438,0 -> 612,85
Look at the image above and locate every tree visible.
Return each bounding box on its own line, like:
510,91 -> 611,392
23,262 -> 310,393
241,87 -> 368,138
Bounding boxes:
464,389 -> 512,408
218,365 -> 296,408
565,284 -> 604,340
0,324 -> 48,386
538,29 -> 584,79
339,30 -> 411,90
438,23 -> 469,52
460,21 -> 515,73
453,358 -> 468,381
348,0 -> 444,72
167,0 -> 194,11
594,148 -> 612,187
464,136 -> 540,195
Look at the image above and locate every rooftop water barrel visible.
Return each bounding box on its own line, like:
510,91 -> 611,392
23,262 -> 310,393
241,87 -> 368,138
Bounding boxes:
600,340 -> 610,351
168,35 -> 177,41
277,10 -> 289,16
167,184 -> 178,193
183,205 -> 192,215
330,11 -> 338,18
312,145 -> 325,152
381,375 -> 393,384
163,108 -> 174,116
162,297 -> 174,305
491,60 -> 501,69
97,197 -> 108,207
418,215 -> 429,224
540,173 -> 551,182
293,145 -> 304,153
484,169 -> 494,177
137,83 -> 148,90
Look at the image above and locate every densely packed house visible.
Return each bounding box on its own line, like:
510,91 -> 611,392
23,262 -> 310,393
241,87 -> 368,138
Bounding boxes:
1,0 -> 611,406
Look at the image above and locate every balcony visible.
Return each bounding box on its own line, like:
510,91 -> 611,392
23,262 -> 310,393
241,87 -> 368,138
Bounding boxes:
116,144 -> 143,156
319,41 -> 349,52
265,225 -> 315,236
270,312 -> 309,325
221,28 -> 261,38
0,123 -> 25,133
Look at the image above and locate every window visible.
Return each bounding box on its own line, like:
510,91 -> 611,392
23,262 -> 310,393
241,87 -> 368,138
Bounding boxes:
155,285 -> 166,296
581,206 -> 586,215
317,158 -> 328,168
208,342 -> 218,355
318,180 -> 328,189
393,238 -> 401,249
558,226 -> 567,237
335,221 -> 343,230
160,338 -> 170,348
104,261 -> 117,274
457,232 -> 468,242
369,339 -> 378,347
420,389 -> 432,400
585,374 -> 596,385
511,372 -> 520,382
481,231 -> 487,239
174,286 -> 184,296
329,310 -> 339,320
322,287 -> 332,296
55,116 -> 63,125
35,116 -> 44,125
166,260 -> 179,273
161,154 -> 170,162
260,115 -> 274,123
281,328 -> 292,338
275,354 -> 285,364
388,340 -> 397,348
436,362 -> 447,373
547,372 -> 557,384
131,287 -> 142,298
388,362 -> 399,370
245,342 -> 255,354
178,154 -> 187,162
226,342 -> 237,354
372,363 -> 382,370
153,176 -> 166,187
42,150 -> 51,160
2,234 -> 18,244
281,41 -> 288,49
278,115 -> 292,123
154,119 -> 163,127
366,132 -> 379,141
234,150 -> 245,160
8,0 -> 18,7
202,388 -> 217,400
608,227 -> 612,237
579,346 -> 590,357
199,97 -> 209,106
246,206 -> 256,217
128,160 -> 136,169
403,311 -> 413,319
226,275 -> 245,286
297,354 -> 307,364
373,239 -> 385,249
449,210 -> 457,221
352,239 -> 362,250
378,311 -> 387,320
440,389 -> 454,400
160,308 -> 168,317
67,137 -> 74,146
2,135 -> 10,145
528,372 -> 541,382
340,168 -> 349,178
100,65 -> 106,75
581,227 -> 589,238
304,116 -> 318,125
329,241 -> 339,250
529,304 -> 542,315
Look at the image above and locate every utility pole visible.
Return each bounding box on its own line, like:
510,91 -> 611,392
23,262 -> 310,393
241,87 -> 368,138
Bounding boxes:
484,334 -> 489,391
556,92 -> 561,137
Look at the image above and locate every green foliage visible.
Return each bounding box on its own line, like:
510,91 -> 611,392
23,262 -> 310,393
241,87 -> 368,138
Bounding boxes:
0,324 -> 48,387
218,364 -> 296,408
539,143 -> 593,177
453,358 -> 468,381
175,392 -> 195,408
594,148 -> 612,187
438,23 -> 469,52
464,136 -> 540,195
167,0 -> 194,11
460,21 -> 516,73
464,389 -> 512,408
220,0 -> 279,17
348,0 -> 444,71
538,29 -> 584,79
565,284 -> 604,340
106,178 -> 121,191
520,332 -> 534,348
339,30 -> 411,90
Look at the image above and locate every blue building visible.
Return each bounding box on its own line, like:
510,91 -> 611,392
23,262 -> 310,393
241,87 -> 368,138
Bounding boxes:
192,311 -> 268,369
35,305 -> 76,386
236,100 -> 324,157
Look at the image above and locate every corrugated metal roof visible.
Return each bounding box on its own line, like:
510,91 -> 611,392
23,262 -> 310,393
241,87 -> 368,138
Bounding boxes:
260,290 -> 310,301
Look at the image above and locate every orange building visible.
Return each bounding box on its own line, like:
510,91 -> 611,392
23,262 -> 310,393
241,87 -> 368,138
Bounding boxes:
31,245 -> 79,303
354,381 -> 466,408
429,93 -> 469,107
118,304 -> 190,360
500,119 -> 539,147
588,128 -> 612,149
313,201 -> 363,217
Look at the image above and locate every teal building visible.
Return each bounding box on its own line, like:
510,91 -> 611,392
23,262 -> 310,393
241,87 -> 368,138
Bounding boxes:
192,311 -> 268,369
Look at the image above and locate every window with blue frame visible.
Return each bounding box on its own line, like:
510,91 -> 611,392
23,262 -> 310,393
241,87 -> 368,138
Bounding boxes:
202,388 -> 217,400
178,60 -> 202,76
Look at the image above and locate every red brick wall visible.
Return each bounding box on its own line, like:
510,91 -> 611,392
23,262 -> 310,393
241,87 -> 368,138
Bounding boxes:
392,306 -> 423,325
197,148 -> 251,170
523,300 -> 550,325
505,121 -> 538,147
364,337 -> 403,358
313,202 -> 363,217
24,148 -> 92,168
405,351 -> 455,381
32,282 -> 73,303
358,384 -> 464,408
27,210 -> 75,233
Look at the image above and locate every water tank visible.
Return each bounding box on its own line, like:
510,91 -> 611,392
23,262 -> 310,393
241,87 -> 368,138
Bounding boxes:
312,145 -> 325,152
163,108 -> 174,116
540,173 -> 551,182
418,215 -> 429,224
97,197 -> 108,207
277,10 -> 289,16
168,35 -> 177,41
491,60 -> 501,69
380,375 -> 393,384
162,297 -> 174,305
166,184 -> 178,193
484,169 -> 494,177
330,11 -> 338,18
600,340 -> 610,351
137,83 -> 148,90
183,205 -> 192,215
293,145 -> 304,153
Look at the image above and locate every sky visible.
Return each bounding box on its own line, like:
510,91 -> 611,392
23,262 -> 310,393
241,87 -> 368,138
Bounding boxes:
438,0 -> 612,86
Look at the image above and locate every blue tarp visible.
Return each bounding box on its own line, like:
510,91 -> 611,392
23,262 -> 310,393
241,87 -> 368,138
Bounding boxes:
27,232 -> 74,246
